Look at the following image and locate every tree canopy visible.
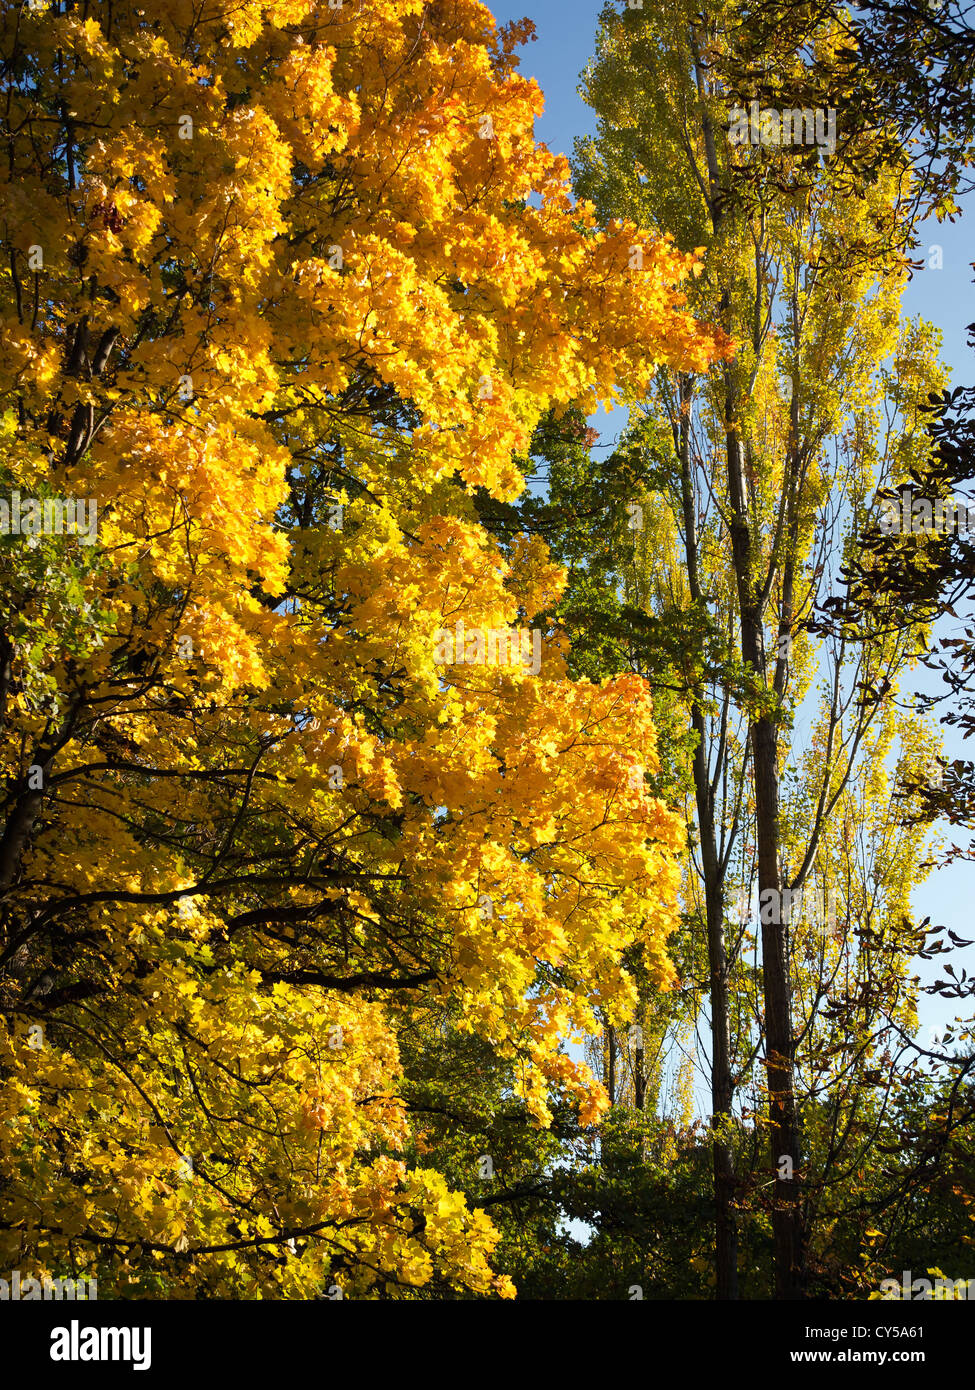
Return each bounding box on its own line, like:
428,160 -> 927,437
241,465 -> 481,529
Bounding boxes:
1,0 -> 974,1310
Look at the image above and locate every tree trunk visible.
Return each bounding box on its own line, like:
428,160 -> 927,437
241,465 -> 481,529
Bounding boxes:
690,704 -> 739,1299
724,393 -> 804,1299
634,1002 -> 645,1111
677,377 -> 739,1299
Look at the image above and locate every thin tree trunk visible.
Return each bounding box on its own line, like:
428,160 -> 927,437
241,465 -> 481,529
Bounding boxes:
634,1001 -> 645,1111
678,376 -> 739,1298
692,706 -> 739,1300
724,391 -> 804,1299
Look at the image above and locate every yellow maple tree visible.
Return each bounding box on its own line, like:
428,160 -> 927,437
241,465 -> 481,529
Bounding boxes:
0,0 -> 728,1296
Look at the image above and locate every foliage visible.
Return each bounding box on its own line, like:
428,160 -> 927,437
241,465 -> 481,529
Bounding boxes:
0,0 -> 727,1297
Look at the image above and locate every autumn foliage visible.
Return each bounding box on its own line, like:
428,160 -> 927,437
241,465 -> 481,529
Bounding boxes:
0,0 -> 727,1296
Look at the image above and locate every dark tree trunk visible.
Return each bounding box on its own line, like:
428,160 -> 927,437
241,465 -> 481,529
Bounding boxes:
678,377 -> 739,1300
724,396 -> 804,1300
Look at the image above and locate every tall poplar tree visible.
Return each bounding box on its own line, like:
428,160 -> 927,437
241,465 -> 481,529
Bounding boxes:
573,0 -> 944,1298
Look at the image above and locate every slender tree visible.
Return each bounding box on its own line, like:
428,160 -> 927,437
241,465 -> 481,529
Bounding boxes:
573,0 -> 946,1297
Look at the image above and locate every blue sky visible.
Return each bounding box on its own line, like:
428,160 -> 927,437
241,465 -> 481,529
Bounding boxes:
488,0 -> 975,1060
